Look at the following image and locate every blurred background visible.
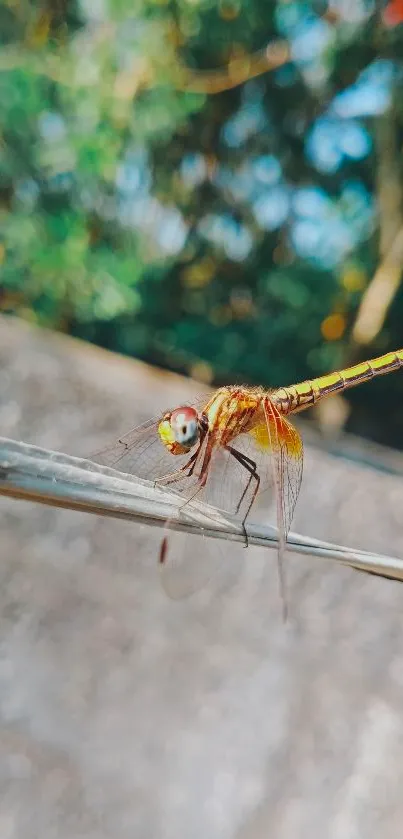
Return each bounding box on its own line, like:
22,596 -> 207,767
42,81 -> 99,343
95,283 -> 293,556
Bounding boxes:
3,3 -> 403,839
2,0 -> 403,444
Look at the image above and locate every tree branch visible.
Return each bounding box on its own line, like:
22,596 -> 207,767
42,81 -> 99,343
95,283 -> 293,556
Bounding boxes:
176,41 -> 290,95
0,437 -> 402,581
352,109 -> 403,346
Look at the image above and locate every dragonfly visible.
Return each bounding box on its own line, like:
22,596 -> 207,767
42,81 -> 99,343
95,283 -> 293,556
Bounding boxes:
93,348 -> 403,615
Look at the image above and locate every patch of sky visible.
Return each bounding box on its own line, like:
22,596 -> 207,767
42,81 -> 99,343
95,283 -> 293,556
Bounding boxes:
199,214 -> 253,262
306,119 -> 342,174
291,16 -> 332,67
252,155 -> 282,186
214,165 -> 254,202
222,102 -> 268,149
291,219 -> 322,258
331,59 -> 395,118
292,186 -> 333,219
155,207 -> 188,256
79,0 -> 107,23
275,1 -> 312,35
118,194 -> 188,256
37,111 -> 75,182
338,180 -> 374,237
253,187 -> 290,231
328,0 -> 374,24
363,58 -> 398,85
215,157 -> 283,204
291,216 -> 354,268
118,195 -> 150,228
116,148 -> 151,196
14,179 -> 40,210
290,181 -> 374,268
117,17 -> 148,51
180,153 -> 207,188
38,111 -> 67,142
275,3 -> 333,89
338,121 -> 372,159
306,116 -> 371,173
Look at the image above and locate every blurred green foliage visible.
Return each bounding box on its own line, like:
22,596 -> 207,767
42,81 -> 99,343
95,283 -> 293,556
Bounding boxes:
1,0 -> 403,445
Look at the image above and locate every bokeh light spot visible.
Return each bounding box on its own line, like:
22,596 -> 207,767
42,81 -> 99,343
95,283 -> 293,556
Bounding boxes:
341,266 -> 367,293
321,313 -> 346,341
190,361 -> 214,383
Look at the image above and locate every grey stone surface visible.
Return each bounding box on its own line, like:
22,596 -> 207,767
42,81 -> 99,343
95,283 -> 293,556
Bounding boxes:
1,315 -> 403,839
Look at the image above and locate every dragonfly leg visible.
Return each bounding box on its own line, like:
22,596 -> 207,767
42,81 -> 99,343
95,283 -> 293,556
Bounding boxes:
157,432 -> 210,569
224,445 -> 260,547
155,449 -> 200,487
174,433 -> 215,511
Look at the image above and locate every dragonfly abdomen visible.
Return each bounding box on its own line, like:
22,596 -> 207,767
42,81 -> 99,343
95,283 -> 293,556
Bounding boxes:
271,349 -> 403,415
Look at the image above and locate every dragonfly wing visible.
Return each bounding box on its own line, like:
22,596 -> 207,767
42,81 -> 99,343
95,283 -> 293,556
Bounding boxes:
90,394 -> 270,512
277,420 -> 304,537
158,524 -> 242,600
91,417 -> 168,477
158,445 -> 250,598
158,412 -> 302,601
185,433 -> 273,519
89,395 -> 302,604
263,399 -> 304,618
90,398 -> 208,486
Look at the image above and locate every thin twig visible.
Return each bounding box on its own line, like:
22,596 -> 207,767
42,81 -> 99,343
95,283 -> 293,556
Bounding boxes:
0,437 -> 402,581
0,40 -> 290,95
352,108 -> 403,347
0,5 -> 342,96
177,41 -> 290,94
352,224 -> 403,346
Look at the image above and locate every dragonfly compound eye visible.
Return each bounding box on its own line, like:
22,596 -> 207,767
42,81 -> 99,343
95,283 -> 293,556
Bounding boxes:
170,407 -> 200,449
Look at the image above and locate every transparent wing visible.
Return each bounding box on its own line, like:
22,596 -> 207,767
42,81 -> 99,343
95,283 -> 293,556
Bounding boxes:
263,399 -> 304,617
158,525 -> 243,600
157,436 -> 275,599
91,417 -> 188,481
90,399 -> 274,515
90,397 -> 208,484
278,420 -> 304,536
89,397 -> 301,602
90,393 -> 299,519
90,403 -> 245,600
184,429 -> 274,518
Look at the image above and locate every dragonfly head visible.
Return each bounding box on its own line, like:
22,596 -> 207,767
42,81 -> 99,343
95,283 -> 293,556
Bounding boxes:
158,406 -> 202,455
